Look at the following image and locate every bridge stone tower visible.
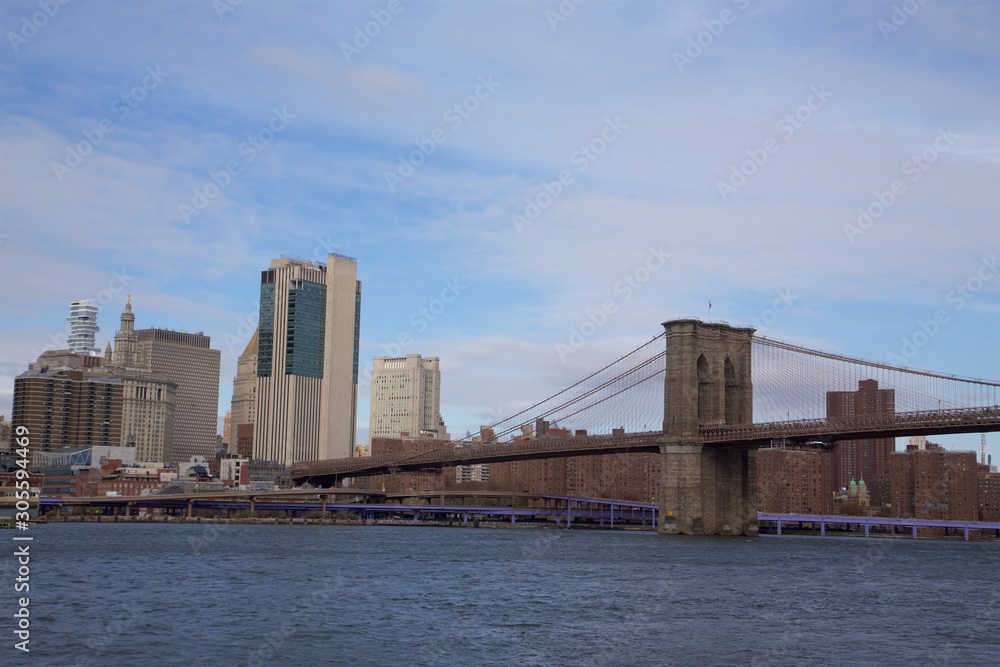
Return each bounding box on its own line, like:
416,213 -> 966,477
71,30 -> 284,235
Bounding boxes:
659,320 -> 757,536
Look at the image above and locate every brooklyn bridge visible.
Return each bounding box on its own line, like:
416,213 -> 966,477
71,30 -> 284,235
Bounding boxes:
291,319 -> 1000,536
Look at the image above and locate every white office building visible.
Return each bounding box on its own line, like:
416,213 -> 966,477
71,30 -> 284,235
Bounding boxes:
369,354 -> 449,444
253,254 -> 362,465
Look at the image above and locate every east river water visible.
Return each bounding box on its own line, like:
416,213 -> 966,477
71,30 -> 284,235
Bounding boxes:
10,523 -> 999,666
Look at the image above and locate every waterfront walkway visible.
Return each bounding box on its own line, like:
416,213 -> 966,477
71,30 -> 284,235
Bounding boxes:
759,513 -> 1000,540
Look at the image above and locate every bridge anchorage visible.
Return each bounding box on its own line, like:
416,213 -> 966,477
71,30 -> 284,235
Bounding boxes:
291,318 -> 1000,537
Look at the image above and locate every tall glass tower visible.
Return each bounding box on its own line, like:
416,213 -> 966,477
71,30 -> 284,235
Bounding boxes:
254,254 -> 361,465
67,300 -> 100,355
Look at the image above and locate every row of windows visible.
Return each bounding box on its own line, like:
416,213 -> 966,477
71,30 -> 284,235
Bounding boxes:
257,282 -> 276,377
285,280 -> 326,378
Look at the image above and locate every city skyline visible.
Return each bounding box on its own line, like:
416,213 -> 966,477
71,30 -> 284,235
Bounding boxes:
0,1 -> 997,461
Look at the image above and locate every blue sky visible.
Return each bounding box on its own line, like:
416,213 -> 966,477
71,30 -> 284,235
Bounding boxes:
1,1 -> 998,458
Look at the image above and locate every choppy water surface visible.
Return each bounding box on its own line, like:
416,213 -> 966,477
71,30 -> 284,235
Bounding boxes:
17,524 -> 1000,665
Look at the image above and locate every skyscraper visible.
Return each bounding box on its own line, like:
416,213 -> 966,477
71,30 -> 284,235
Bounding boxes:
369,354 -> 449,444
826,379 -> 895,505
99,300 -> 177,463
229,329 -> 258,454
135,327 -> 221,466
67,300 -> 100,355
253,254 -> 361,465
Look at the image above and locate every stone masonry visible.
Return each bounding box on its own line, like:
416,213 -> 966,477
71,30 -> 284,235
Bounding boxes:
658,320 -> 758,536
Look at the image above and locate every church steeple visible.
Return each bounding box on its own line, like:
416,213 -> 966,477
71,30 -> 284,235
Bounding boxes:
104,341 -> 113,365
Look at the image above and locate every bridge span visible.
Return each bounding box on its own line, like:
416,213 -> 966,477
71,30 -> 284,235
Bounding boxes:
292,406 -> 1000,485
291,319 -> 997,537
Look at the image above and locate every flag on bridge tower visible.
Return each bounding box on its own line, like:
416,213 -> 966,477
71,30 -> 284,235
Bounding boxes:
708,300 -> 712,321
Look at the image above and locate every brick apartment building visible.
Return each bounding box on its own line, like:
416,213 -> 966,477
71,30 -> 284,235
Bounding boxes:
488,429 -> 660,503
370,435 -> 455,494
826,379 -> 895,506
890,445 -> 980,521
757,446 -> 832,515
12,369 -> 123,456
979,465 -> 1000,522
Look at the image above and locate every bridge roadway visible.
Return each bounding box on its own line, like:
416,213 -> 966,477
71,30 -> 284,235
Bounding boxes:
41,490 -> 659,528
43,489 -> 626,508
291,406 -> 1000,485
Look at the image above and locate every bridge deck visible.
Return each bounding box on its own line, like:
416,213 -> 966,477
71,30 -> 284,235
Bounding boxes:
40,492 -> 659,528
291,406 -> 1000,484
702,406 -> 1000,446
